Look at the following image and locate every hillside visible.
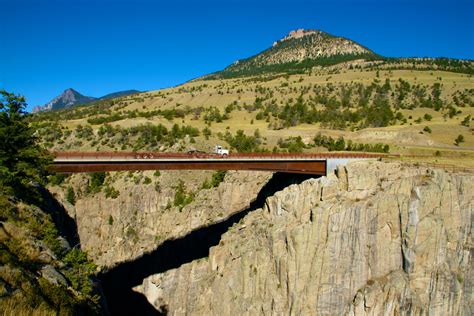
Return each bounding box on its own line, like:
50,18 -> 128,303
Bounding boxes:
30,68 -> 474,167
0,91 -> 101,314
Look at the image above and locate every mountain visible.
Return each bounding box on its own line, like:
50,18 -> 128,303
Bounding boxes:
208,29 -> 473,79
32,88 -> 141,113
32,88 -> 96,113
209,29 -> 379,78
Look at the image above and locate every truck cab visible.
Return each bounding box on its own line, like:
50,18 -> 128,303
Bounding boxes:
214,145 -> 229,156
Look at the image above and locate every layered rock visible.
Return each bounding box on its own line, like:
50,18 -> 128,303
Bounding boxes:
65,170 -> 272,267
134,161 -> 473,315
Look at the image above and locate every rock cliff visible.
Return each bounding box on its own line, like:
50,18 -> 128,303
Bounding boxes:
134,161 -> 473,315
65,170 -> 272,267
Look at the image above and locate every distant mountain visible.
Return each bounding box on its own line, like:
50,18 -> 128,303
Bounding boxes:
32,88 -> 96,113
209,29 -> 379,78
32,89 -> 141,113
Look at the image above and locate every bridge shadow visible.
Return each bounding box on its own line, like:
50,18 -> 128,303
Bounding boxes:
99,172 -> 318,315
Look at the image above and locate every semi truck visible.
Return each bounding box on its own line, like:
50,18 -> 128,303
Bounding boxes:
214,145 -> 229,156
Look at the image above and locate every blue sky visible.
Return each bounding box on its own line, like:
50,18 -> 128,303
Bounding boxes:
1,0 -> 473,112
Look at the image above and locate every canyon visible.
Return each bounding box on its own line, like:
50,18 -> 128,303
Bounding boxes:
54,160 -> 473,315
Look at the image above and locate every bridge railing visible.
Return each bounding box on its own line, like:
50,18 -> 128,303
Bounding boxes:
53,151 -> 386,160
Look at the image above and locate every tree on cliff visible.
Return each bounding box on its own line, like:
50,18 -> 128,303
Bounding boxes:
0,90 -> 51,194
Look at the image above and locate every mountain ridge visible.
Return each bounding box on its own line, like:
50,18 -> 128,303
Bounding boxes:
32,88 -> 141,113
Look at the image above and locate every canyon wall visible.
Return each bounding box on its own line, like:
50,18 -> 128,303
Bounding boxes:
64,170 -> 273,267
133,161 -> 473,315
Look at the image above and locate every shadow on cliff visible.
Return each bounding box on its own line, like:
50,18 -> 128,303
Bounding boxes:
37,185 -> 113,315
38,185 -> 81,247
99,172 -> 318,315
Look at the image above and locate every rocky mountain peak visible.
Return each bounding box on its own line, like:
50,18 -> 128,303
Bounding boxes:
32,88 -> 141,113
32,88 -> 96,113
211,28 -> 378,78
272,28 -> 321,47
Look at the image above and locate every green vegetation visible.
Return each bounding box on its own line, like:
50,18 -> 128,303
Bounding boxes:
0,91 -> 51,196
87,172 -> 106,194
239,79 -> 456,131
455,135 -> 465,146
62,249 -> 97,297
214,53 -> 379,78
0,90 -> 100,314
314,133 -> 390,153
224,129 -> 263,152
461,115 -> 471,127
173,179 -> 194,210
277,136 -> 307,153
49,173 -> 68,186
66,186 -> 76,205
202,170 -> 227,189
104,185 -> 120,199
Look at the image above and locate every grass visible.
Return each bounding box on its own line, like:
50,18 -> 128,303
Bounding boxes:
36,68 -> 473,166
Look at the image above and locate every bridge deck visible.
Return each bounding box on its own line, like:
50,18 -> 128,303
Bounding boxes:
52,152 -> 383,175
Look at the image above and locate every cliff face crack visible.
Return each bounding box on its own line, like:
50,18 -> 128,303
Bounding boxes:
99,172 -> 317,316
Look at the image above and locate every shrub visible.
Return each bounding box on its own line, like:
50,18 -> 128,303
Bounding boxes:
454,134 -> 464,146
87,172 -> 106,193
154,181 -> 161,192
62,249 -> 97,296
225,130 -> 261,152
104,186 -> 119,199
66,186 -> 75,205
49,173 -> 68,186
313,133 -> 389,153
173,180 -> 194,210
210,170 -> 226,188
461,115 -> 471,127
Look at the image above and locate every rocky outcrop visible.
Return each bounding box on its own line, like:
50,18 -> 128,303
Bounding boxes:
272,29 -> 319,46
134,161 -> 473,315
0,187 -> 102,314
68,170 -> 272,267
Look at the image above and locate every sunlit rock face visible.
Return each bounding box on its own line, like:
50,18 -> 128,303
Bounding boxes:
68,170 -> 273,267
134,161 -> 473,315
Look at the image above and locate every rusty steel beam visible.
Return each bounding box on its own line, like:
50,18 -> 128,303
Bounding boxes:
51,160 -> 327,175
53,151 -> 385,160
